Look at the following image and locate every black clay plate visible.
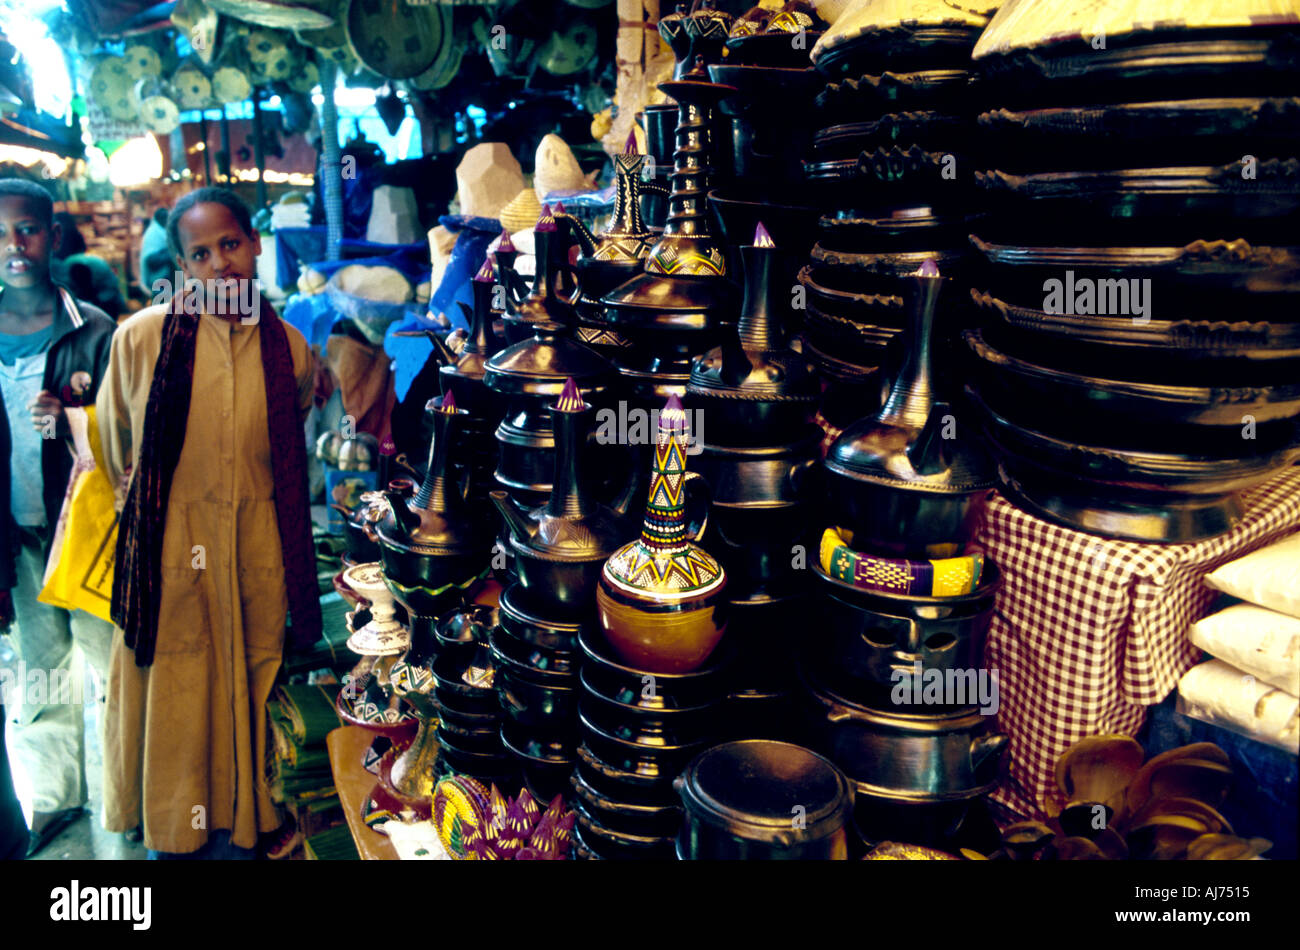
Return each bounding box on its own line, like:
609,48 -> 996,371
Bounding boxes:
976,162 -> 1300,220
966,385 -> 1300,496
964,327 -> 1300,428
970,287 -> 1300,360
816,69 -> 974,114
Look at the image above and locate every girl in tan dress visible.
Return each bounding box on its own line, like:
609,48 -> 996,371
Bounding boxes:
96,188 -> 320,856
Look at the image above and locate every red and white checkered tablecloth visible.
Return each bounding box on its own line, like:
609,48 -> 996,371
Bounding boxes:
974,464 -> 1300,822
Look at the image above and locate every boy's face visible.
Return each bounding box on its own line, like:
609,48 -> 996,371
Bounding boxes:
0,196 -> 60,291
173,201 -> 261,311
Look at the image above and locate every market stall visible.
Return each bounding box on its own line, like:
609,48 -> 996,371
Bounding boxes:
5,0 -> 1297,865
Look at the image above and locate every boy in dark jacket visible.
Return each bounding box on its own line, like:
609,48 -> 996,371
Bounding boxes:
0,178 -> 117,856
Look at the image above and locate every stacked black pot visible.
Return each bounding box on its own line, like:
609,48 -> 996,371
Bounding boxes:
800,260 -> 1007,849
707,6 -> 825,299
420,258 -> 506,538
802,0 -> 999,441
482,321 -> 618,511
571,628 -> 732,860
601,4 -> 740,411
686,222 -> 821,741
489,379 -> 640,803
964,0 -> 1300,543
430,622 -> 516,790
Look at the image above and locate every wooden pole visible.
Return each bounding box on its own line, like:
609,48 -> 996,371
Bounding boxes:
200,112 -> 212,184
218,104 -> 232,183
318,60 -> 343,261
251,86 -> 268,210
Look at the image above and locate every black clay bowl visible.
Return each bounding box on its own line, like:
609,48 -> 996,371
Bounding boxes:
499,721 -> 575,802
377,542 -> 486,604
436,726 -> 507,767
799,334 -> 887,385
815,206 -> 969,254
708,191 -> 821,253
813,24 -> 983,79
576,742 -> 680,806
966,235 -> 1300,327
571,801 -> 678,861
431,651 -> 501,716
683,384 -> 820,448
725,32 -> 825,69
570,769 -> 683,839
574,255 -> 645,307
503,551 -> 607,632
818,460 -> 993,562
708,64 -> 823,118
496,663 -> 578,732
579,710 -> 711,780
489,624 -> 576,681
437,718 -> 506,755
498,582 -> 588,652
578,678 -> 717,749
436,702 -> 502,735
808,246 -> 969,297
689,428 -> 821,508
579,628 -> 731,712
716,690 -> 801,743
435,603 -> 499,652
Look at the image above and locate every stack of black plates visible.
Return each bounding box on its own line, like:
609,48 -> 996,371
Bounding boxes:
799,1 -> 999,388
490,584 -> 587,801
569,629 -> 731,860
431,646 -> 516,789
967,0 -> 1300,541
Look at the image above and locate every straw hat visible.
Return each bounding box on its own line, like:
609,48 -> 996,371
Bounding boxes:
212,66 -> 252,104
534,133 -> 594,202
287,58 -> 320,94
172,66 -> 213,110
344,0 -> 452,80
204,0 -> 335,32
90,57 -> 137,122
245,29 -> 294,83
140,95 -> 181,135
123,44 -> 162,79
499,188 -> 544,234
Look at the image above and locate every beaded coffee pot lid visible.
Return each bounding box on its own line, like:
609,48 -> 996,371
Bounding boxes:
602,395 -> 725,603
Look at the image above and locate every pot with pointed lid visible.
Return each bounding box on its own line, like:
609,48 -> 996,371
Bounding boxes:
492,229 -> 529,315
823,259 -> 993,559
563,131 -> 662,359
484,321 -> 617,505
601,56 -> 740,381
491,378 -> 641,620
597,395 -> 728,675
376,392 -> 489,597
420,255 -> 506,418
505,204 -> 580,344
688,221 -> 821,444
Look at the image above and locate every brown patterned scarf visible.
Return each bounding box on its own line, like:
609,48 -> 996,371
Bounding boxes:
112,292 -> 322,666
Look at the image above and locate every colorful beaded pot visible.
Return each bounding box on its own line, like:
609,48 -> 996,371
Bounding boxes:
597,394 -> 728,674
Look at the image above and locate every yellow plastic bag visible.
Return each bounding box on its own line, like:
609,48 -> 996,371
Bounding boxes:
38,405 -> 118,623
